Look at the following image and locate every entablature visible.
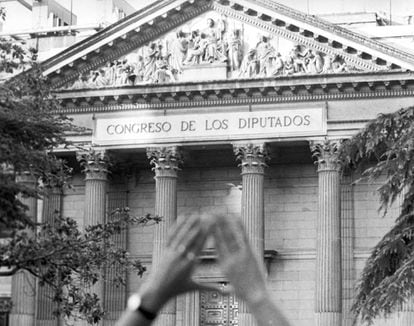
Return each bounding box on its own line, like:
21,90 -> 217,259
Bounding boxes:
55,70 -> 414,113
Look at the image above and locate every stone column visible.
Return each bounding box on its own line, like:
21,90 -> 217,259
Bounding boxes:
147,146 -> 181,326
311,140 -> 342,326
10,173 -> 38,326
36,186 -> 63,326
78,150 -> 110,326
233,143 -> 269,326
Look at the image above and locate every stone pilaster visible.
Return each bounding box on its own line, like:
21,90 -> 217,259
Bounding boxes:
182,292 -> 199,326
341,175 -> 355,326
311,140 -> 342,326
103,191 -> 128,326
10,173 -> 37,326
396,298 -> 414,326
36,186 -> 63,326
233,143 -> 269,326
395,188 -> 414,326
78,150 -> 110,326
147,146 -> 182,326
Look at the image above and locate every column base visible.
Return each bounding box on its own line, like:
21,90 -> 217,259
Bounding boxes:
9,314 -> 35,326
238,312 -> 257,326
315,312 -> 341,326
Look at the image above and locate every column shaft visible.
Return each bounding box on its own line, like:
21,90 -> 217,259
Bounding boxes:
312,141 -> 342,326
147,147 -> 181,326
36,187 -> 62,326
78,151 -> 109,326
153,176 -> 177,268
241,173 -> 265,264
85,177 -> 107,326
10,174 -> 37,326
234,143 -> 268,326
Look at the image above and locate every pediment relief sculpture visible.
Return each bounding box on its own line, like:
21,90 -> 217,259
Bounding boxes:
66,12 -> 360,90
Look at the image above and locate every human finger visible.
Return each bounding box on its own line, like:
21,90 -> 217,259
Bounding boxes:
167,215 -> 200,248
215,215 -> 244,253
213,220 -> 232,257
178,218 -> 209,257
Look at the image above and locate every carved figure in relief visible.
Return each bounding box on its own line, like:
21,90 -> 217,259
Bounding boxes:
94,69 -> 109,87
184,31 -> 208,65
304,50 -> 324,73
169,30 -> 188,74
154,54 -> 176,83
204,18 -> 227,63
256,36 -> 278,77
133,56 -> 145,84
227,29 -> 242,71
104,61 -> 116,85
288,45 -> 307,73
71,74 -> 89,89
283,55 -> 295,75
204,18 -> 219,63
115,59 -> 131,85
268,52 -> 284,76
331,55 -> 349,73
143,43 -> 160,82
322,54 -> 333,73
239,49 -> 258,78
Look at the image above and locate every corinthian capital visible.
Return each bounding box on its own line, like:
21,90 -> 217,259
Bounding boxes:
146,146 -> 182,177
233,143 -> 269,174
77,149 -> 110,181
310,139 -> 342,172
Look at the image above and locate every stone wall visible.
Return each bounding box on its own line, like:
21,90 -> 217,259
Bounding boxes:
58,160 -> 401,326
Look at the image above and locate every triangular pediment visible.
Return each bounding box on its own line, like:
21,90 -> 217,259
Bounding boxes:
42,0 -> 414,89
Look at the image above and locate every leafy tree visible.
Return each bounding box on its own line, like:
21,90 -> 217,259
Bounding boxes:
0,32 -> 159,323
339,106 -> 414,325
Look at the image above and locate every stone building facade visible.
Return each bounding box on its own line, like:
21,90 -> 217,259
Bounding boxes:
5,0 -> 414,326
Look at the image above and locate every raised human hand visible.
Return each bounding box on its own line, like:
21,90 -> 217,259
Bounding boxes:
213,214 -> 268,306
138,214 -> 216,312
213,215 -> 290,326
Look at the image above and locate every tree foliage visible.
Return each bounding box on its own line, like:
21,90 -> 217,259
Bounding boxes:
0,37 -> 159,323
1,210 -> 160,323
339,106 -> 414,324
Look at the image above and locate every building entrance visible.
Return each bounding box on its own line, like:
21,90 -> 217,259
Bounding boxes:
200,284 -> 238,326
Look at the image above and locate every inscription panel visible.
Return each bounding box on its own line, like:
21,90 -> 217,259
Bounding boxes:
93,107 -> 326,146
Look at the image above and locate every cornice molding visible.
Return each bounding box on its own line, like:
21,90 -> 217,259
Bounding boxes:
54,71 -> 414,114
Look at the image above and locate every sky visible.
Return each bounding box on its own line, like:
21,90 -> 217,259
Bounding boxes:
1,0 -> 414,32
